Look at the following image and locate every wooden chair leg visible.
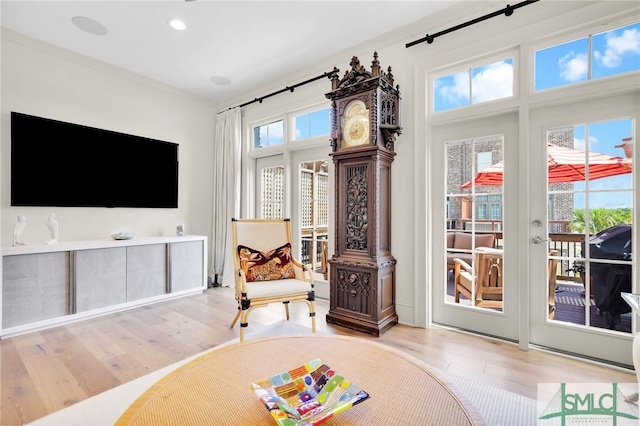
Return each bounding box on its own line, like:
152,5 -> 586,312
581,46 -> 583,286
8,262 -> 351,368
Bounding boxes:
283,301 -> 290,320
239,309 -> 249,342
230,309 -> 241,328
310,302 -> 317,333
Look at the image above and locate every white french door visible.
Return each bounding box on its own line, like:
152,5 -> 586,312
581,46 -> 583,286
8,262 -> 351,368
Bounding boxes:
528,93 -> 638,366
430,112 -> 520,341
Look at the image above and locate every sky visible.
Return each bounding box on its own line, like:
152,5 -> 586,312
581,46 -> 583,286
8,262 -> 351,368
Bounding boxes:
572,119 -> 633,209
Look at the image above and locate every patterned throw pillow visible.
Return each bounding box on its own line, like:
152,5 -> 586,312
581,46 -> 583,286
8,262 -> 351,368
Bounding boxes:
237,243 -> 296,282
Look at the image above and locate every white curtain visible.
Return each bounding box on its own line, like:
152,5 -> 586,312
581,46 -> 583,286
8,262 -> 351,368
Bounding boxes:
211,107 -> 241,287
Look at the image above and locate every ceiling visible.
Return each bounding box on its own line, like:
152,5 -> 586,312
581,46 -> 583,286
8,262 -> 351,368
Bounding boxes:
1,1 -> 460,105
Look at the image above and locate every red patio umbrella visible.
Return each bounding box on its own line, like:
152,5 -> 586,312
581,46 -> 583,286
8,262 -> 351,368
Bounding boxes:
460,143 -> 632,188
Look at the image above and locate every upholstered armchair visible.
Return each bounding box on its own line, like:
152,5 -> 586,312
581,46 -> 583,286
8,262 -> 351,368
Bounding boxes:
230,218 -> 316,341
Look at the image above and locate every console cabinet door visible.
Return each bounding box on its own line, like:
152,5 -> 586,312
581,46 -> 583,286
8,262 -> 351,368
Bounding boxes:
126,244 -> 167,301
75,247 -> 127,312
2,252 -> 70,328
170,241 -> 204,292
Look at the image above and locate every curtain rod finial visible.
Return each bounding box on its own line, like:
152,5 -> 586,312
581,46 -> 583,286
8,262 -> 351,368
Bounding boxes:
504,5 -> 513,16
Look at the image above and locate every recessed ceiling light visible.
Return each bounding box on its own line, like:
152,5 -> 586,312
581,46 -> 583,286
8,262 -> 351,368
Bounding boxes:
71,16 -> 108,36
210,76 -> 231,86
168,18 -> 186,31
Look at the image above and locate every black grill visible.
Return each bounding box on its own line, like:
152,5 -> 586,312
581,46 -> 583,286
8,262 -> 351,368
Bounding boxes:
582,224 -> 632,329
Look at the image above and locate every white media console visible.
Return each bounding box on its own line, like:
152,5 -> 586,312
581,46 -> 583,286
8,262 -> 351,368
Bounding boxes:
1,235 -> 207,338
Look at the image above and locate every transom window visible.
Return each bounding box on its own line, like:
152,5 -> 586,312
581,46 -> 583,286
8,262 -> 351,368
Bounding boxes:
434,57 -> 514,113
253,119 -> 284,149
252,108 -> 330,149
294,108 -> 330,140
534,21 -> 640,91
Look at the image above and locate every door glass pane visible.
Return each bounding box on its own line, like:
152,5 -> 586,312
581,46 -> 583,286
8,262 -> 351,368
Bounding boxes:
546,118 -> 633,334
253,120 -> 284,149
299,160 -> 329,282
445,136 -> 504,312
434,57 -> 514,112
260,166 -> 284,219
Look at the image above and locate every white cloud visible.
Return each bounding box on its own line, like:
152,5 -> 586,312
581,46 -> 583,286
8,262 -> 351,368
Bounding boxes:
437,61 -> 514,106
471,61 -> 513,103
574,135 -> 600,150
437,71 -> 469,103
559,51 -> 588,81
269,122 -> 284,142
594,27 -> 640,68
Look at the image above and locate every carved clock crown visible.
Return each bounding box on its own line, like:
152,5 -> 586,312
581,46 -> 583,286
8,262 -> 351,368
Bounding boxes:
326,52 -> 402,153
330,53 -> 395,93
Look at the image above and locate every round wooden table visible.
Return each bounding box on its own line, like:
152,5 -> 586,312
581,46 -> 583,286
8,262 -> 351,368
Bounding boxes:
116,334 -> 485,425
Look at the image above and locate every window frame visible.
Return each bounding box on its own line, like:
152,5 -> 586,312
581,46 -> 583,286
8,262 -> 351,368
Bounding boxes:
248,101 -> 331,158
429,48 -> 519,116
291,105 -> 331,142
527,14 -> 640,98
249,114 -> 287,154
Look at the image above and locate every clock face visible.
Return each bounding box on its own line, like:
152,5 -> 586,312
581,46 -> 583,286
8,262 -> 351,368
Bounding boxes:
341,100 -> 369,147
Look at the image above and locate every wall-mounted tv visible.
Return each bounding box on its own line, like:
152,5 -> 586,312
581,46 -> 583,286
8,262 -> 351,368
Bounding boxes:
11,112 -> 179,208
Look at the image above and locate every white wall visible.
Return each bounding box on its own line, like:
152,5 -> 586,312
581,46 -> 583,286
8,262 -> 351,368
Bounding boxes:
1,29 -> 217,259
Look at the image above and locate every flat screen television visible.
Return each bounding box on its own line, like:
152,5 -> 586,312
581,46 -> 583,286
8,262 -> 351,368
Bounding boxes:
11,112 -> 179,208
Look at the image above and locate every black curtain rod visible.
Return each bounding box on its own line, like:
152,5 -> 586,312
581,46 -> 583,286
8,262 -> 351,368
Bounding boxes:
218,69 -> 340,114
406,0 -> 539,48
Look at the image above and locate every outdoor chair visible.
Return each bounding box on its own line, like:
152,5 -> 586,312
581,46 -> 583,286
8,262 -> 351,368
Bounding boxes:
453,247 -> 503,309
230,218 -> 316,341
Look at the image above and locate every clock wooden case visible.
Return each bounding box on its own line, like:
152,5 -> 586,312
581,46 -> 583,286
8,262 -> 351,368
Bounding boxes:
325,53 -> 401,336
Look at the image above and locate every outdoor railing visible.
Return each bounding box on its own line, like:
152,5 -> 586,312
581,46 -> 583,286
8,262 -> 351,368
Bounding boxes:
549,233 -> 584,282
456,219 -> 571,233
300,237 -> 329,279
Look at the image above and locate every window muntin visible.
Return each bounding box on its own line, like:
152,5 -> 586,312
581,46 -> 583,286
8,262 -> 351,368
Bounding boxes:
294,108 -> 330,140
253,119 -> 284,149
534,21 -> 640,92
434,58 -> 514,113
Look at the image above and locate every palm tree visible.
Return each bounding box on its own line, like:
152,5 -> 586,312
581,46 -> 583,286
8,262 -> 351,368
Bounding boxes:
570,208 -> 631,234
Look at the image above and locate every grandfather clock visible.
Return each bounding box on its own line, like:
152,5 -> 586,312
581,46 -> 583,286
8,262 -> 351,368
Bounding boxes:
325,53 -> 401,336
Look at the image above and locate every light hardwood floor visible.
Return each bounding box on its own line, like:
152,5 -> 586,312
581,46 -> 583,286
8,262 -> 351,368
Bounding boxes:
1,285 -> 636,425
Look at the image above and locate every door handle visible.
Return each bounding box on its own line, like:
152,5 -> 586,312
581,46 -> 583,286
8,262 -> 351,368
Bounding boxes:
531,236 -> 550,244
